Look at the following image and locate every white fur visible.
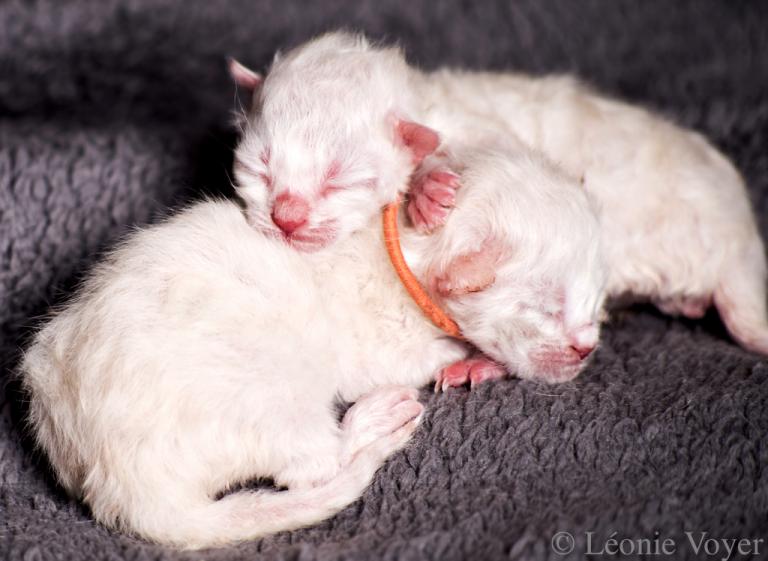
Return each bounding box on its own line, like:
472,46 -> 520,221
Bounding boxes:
234,32 -> 607,369
20,140 -> 602,548
409,139 -> 606,382
233,32 -> 422,249
237,31 -> 768,355
419,69 -> 768,354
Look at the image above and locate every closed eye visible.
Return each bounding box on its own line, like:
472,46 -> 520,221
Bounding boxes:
319,178 -> 377,199
320,184 -> 347,198
542,308 -> 564,321
234,158 -> 272,190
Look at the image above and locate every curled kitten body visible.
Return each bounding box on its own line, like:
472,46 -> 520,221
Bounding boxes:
21,139 -> 603,548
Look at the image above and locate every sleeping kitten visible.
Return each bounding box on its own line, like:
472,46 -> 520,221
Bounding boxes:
20,138 -> 604,548
228,33 -> 439,252
409,70 -> 768,356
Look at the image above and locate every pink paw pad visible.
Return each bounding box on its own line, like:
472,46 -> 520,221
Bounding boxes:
434,357 -> 506,392
407,168 -> 461,233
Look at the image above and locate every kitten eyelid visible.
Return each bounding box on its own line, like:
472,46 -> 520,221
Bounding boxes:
542,307 -> 565,321
234,159 -> 273,190
259,173 -> 274,190
320,178 -> 377,198
343,177 -> 378,190
320,184 -> 347,198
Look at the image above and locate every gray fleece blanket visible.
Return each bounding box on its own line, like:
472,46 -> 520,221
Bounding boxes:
2,1 -> 768,560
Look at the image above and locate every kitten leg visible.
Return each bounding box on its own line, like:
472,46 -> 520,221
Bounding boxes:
274,387 -> 422,490
714,238 -> 768,355
406,156 -> 461,233
434,356 -> 506,392
140,410 -> 422,549
271,407 -> 348,490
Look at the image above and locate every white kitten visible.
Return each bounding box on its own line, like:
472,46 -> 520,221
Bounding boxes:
411,69 -> 768,355
20,139 -> 603,548
230,33 -> 439,251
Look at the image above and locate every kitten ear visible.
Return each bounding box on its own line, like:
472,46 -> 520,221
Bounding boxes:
228,58 -> 263,91
433,239 -> 506,297
395,119 -> 441,164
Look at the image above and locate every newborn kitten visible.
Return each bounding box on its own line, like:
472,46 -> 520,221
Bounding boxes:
409,70 -> 768,355
229,33 -> 439,251
229,32 -> 529,251
20,140 -> 603,548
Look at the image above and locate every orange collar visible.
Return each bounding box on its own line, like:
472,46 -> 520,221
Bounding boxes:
382,200 -> 464,340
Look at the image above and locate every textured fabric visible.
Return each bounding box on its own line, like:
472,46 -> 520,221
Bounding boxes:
2,1 -> 767,559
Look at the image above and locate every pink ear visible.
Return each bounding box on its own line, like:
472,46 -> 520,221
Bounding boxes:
396,120 -> 440,164
228,58 -> 263,91
434,240 -> 505,297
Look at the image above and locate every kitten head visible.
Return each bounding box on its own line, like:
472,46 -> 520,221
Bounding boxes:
230,32 -> 435,251
421,148 -> 607,383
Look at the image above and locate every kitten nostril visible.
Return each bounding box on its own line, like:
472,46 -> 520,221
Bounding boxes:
571,344 -> 595,360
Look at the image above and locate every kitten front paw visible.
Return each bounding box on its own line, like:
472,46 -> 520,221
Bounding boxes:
434,357 -> 506,392
406,165 -> 461,233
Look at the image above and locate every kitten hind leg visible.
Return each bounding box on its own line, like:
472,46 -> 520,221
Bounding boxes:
714,238 -> 768,355
339,386 -> 423,463
273,386 -> 423,490
271,407 -> 347,490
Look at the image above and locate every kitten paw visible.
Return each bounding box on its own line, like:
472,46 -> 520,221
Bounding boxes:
434,357 -> 506,392
355,414 -> 421,466
406,166 -> 461,233
341,386 -> 423,462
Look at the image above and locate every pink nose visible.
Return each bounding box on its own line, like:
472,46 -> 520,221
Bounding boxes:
570,344 -> 595,360
271,193 -> 310,235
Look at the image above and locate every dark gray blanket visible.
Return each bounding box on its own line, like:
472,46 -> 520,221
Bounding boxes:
2,1 -> 767,559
